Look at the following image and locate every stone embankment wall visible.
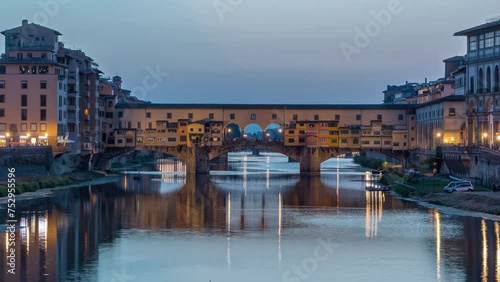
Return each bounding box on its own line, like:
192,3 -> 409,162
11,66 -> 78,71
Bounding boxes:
438,146 -> 500,187
0,147 -> 81,177
0,147 -> 52,177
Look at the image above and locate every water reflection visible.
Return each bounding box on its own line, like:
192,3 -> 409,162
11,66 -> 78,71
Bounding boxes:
365,191 -> 385,238
0,155 -> 499,281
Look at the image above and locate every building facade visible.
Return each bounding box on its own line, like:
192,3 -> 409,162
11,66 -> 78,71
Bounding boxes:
415,96 -> 466,150
112,103 -> 418,151
455,20 -> 500,148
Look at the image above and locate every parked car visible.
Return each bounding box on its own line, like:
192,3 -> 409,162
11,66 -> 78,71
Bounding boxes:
444,181 -> 474,193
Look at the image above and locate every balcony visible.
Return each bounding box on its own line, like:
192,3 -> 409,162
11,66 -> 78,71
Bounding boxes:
68,75 -> 76,83
67,112 -> 77,122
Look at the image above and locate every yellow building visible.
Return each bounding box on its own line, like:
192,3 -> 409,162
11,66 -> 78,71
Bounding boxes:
328,121 -> 340,148
187,123 -> 204,146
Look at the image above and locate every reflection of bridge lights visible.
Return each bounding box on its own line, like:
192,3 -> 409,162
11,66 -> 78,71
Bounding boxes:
365,191 -> 385,238
227,193 -> 231,268
482,219 -> 488,282
495,222 -> 499,282
278,192 -> 282,262
39,214 -> 48,250
434,210 -> 441,281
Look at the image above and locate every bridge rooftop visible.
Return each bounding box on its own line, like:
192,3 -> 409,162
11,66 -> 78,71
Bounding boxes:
115,102 -> 417,110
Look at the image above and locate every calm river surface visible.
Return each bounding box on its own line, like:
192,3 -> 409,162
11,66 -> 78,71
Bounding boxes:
1,152 -> 500,282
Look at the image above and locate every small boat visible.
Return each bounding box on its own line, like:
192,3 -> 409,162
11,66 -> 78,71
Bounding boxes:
133,174 -> 142,180
371,170 -> 381,175
366,186 -> 390,192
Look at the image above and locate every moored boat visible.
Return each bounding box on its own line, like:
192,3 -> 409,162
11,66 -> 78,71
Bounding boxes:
365,186 -> 390,191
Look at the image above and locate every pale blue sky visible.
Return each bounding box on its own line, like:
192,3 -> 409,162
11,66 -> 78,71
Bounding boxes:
1,0 -> 499,103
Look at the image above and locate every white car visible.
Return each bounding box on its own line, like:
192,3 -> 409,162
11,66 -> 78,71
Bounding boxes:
444,181 -> 474,193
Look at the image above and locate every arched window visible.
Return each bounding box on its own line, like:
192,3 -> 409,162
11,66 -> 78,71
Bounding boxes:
470,76 -> 475,95
495,65 -> 499,92
478,68 -> 484,93
487,67 -> 492,93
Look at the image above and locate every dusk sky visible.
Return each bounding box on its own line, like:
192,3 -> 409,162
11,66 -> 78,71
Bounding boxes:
1,0 -> 499,104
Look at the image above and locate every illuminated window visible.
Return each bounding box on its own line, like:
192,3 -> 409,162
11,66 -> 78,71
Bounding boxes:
38,66 -> 49,74
19,66 -> 29,74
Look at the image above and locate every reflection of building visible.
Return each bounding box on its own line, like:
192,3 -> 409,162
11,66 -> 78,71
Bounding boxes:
0,211 -> 57,282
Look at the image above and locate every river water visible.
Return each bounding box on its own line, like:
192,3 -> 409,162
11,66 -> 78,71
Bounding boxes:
1,152 -> 499,282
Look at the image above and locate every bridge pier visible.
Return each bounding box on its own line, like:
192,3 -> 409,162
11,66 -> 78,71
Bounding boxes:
186,146 -> 211,174
299,147 -> 321,175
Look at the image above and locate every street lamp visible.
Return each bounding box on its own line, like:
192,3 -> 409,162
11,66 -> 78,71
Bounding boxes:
483,132 -> 488,147
436,132 -> 442,147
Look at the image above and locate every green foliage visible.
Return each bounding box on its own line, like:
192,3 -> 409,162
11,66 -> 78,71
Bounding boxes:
0,189 -> 8,197
111,162 -> 124,168
393,185 -> 411,197
353,156 -> 384,170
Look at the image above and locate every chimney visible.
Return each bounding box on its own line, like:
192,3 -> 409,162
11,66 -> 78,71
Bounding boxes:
425,78 -> 428,84
112,76 -> 122,89
22,19 -> 28,26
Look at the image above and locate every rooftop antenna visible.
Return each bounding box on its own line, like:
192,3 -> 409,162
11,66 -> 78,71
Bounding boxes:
486,16 -> 500,23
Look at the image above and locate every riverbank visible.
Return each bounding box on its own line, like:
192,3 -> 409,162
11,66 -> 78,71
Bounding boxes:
383,173 -> 500,215
352,155 -> 500,215
0,171 -> 114,197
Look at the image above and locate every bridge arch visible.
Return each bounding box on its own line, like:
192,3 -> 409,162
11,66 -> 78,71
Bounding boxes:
243,123 -> 264,139
224,123 -> 242,139
264,123 -> 284,140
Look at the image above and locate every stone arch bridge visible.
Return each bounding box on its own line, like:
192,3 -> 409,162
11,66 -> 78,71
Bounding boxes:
97,140 -> 407,175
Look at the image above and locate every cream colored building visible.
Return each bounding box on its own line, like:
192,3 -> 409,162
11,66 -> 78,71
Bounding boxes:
415,95 -> 466,150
